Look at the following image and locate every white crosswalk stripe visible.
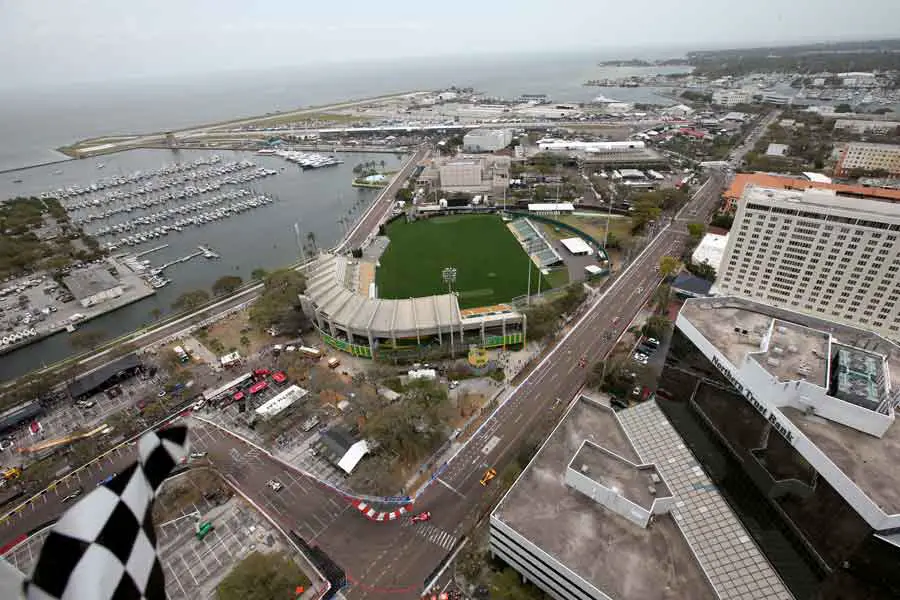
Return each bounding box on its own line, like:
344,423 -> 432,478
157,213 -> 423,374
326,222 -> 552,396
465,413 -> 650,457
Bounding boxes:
404,522 -> 457,550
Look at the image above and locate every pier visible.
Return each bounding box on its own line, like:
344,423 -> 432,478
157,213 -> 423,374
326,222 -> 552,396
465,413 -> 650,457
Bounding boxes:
151,246 -> 220,273
134,244 -> 169,258
198,245 -> 220,259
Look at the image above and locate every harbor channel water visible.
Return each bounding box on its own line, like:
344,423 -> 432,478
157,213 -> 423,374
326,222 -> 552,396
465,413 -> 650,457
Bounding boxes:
0,148 -> 405,380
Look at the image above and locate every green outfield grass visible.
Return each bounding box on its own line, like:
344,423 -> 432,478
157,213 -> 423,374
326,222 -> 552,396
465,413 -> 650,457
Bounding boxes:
376,215 -> 548,309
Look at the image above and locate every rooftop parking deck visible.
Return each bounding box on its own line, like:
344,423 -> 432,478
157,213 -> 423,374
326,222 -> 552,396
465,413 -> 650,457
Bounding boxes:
494,398 -> 716,600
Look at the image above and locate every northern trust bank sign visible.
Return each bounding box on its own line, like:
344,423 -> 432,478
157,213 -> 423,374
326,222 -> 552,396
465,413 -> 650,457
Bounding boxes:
711,354 -> 795,444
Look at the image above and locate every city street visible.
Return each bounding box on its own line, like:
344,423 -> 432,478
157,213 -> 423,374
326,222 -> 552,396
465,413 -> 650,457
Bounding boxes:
1,168 -> 726,598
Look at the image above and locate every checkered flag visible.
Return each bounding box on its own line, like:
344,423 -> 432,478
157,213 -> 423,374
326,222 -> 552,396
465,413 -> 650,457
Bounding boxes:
23,425 -> 189,600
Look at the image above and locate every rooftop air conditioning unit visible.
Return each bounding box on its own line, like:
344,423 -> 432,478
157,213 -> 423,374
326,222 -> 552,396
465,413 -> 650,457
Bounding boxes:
767,358 -> 781,367
581,464 -> 589,474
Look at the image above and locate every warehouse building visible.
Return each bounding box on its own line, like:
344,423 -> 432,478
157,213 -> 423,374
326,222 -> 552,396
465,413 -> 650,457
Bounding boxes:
463,128 -> 513,153
62,266 -> 124,308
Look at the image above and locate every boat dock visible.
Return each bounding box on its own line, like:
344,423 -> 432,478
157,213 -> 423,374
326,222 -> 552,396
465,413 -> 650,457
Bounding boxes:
134,244 -> 169,258
198,245 -> 220,259
151,245 -> 220,274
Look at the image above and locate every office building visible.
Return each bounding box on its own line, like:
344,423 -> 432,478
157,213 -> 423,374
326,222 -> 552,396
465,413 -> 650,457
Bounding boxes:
463,129 -> 513,153
658,296 -> 900,598
712,89 -> 752,107
490,394 -> 792,600
436,156 -> 510,193
833,119 -> 900,135
836,142 -> 900,176
715,186 -> 900,340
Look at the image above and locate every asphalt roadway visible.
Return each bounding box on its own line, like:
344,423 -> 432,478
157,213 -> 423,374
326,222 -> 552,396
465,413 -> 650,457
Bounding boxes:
3,169 -> 725,599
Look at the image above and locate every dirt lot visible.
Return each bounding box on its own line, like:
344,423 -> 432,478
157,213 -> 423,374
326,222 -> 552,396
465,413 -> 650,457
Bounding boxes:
198,310 -> 272,357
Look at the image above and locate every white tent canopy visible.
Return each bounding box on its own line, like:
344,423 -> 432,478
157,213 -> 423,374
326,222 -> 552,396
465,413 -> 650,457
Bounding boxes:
337,440 -> 370,474
560,237 -> 593,256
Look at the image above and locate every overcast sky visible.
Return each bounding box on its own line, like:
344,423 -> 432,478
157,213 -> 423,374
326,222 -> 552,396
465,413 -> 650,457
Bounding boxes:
2,0 -> 898,88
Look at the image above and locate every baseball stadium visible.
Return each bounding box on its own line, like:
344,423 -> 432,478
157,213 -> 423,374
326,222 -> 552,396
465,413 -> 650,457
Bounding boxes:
301,213 -> 576,360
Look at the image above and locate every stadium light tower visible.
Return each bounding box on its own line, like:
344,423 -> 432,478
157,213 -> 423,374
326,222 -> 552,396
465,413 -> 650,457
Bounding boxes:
442,267 -> 457,295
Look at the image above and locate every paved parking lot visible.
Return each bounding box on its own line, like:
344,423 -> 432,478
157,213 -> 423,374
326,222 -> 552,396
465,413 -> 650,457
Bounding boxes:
161,501 -> 281,600
0,373 -> 165,465
3,483 -> 294,600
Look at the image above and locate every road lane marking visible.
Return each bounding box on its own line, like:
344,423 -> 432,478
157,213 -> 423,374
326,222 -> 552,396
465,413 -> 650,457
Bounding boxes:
435,478 -> 465,499
481,435 -> 501,455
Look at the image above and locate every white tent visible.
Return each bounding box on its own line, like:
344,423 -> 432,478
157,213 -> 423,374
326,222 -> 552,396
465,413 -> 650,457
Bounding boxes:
560,237 -> 593,256
337,440 -> 370,474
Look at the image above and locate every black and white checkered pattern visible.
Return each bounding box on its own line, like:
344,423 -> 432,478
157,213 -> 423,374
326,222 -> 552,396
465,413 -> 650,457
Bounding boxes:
23,425 -> 189,600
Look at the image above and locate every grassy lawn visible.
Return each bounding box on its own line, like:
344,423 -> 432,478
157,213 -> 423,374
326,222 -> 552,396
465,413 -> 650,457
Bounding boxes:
377,215 -> 547,308
544,267 -> 570,289
557,214 -> 634,245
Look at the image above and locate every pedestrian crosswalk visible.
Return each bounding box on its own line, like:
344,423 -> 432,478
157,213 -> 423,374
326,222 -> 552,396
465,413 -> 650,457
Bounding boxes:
403,521 -> 457,550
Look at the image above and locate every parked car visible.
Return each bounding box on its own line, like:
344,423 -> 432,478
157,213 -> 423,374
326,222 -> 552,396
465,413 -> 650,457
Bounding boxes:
190,452 -> 207,460
266,479 -> 283,492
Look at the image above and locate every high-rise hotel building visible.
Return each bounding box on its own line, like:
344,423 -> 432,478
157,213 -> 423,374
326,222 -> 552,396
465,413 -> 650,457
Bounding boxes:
715,186 -> 900,340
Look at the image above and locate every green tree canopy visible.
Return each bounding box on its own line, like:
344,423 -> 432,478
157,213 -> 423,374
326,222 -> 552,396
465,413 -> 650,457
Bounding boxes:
658,255 -> 682,279
249,268 -> 308,332
643,315 -> 671,339
364,379 -> 452,464
172,289 -> 210,311
687,222 -> 706,242
250,268 -> 268,281
217,552 -> 311,600
212,275 -> 243,296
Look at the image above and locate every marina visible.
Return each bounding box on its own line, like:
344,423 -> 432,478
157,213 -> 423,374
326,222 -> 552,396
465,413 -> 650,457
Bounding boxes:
0,148 -> 406,380
272,150 -> 344,168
